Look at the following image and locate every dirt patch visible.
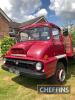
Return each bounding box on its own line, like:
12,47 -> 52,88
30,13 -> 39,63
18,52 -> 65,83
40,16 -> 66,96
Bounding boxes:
3,76 -> 13,85
3,76 -> 11,81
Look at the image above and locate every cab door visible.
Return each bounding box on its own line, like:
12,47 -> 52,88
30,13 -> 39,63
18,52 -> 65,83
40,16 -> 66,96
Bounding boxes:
52,28 -> 65,56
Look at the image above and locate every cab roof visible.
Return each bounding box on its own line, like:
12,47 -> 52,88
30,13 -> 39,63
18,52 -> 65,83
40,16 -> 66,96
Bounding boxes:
20,22 -> 60,31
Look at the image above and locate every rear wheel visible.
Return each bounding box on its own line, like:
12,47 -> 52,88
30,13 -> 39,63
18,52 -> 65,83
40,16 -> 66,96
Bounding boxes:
53,62 -> 66,84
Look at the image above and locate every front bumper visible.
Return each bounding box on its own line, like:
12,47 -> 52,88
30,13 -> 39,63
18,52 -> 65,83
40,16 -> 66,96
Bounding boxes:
2,65 -> 46,79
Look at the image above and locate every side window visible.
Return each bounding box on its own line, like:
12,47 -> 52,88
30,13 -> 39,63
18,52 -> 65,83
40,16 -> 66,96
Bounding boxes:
52,28 -> 60,40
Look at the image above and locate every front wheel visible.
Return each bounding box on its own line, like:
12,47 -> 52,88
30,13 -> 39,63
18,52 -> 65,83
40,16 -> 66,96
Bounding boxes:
53,62 -> 66,84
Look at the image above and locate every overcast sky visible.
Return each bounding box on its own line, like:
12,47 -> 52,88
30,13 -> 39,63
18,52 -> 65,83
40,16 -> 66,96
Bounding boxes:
0,0 -> 75,26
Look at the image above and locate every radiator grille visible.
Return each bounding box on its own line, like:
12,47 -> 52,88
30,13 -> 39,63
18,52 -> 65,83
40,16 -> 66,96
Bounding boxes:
5,59 -> 36,70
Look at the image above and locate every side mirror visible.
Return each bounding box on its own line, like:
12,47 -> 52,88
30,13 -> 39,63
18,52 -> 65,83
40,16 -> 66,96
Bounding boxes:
63,28 -> 68,36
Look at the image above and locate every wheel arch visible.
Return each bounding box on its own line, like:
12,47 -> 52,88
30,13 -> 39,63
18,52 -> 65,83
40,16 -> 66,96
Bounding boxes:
57,57 -> 68,73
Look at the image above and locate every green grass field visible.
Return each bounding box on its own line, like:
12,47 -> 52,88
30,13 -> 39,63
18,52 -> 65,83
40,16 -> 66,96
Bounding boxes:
0,63 -> 75,100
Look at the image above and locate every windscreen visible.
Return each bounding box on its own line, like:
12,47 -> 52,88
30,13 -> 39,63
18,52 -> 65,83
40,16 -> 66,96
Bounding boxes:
20,27 -> 51,41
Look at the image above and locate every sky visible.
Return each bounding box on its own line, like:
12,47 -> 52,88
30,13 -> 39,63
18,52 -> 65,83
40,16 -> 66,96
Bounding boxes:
0,0 -> 75,27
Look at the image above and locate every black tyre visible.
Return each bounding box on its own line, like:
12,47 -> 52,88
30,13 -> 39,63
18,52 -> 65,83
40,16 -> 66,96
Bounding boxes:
53,62 -> 66,84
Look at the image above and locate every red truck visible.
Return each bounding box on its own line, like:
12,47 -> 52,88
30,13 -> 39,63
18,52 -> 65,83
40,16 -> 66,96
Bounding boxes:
3,22 -> 75,83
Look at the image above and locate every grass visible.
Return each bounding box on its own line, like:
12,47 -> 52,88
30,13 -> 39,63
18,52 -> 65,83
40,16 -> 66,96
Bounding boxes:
0,63 -> 75,100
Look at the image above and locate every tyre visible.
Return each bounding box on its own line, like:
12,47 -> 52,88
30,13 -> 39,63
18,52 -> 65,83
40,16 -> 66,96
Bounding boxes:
53,62 -> 66,84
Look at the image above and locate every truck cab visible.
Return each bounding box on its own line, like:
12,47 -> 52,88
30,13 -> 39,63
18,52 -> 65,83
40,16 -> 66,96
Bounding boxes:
3,22 -> 68,83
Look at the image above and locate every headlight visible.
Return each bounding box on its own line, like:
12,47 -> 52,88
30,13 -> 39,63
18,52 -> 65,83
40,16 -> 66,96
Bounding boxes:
3,58 -> 6,64
35,62 -> 43,71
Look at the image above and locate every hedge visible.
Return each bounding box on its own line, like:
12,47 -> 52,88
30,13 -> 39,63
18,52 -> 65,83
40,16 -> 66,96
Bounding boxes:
0,36 -> 16,56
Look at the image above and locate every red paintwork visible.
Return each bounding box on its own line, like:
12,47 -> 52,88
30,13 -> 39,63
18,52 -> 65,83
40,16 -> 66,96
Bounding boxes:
63,34 -> 73,57
5,22 -> 67,78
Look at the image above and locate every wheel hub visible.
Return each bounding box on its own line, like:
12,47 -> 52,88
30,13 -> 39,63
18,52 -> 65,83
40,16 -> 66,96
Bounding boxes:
59,69 -> 66,82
